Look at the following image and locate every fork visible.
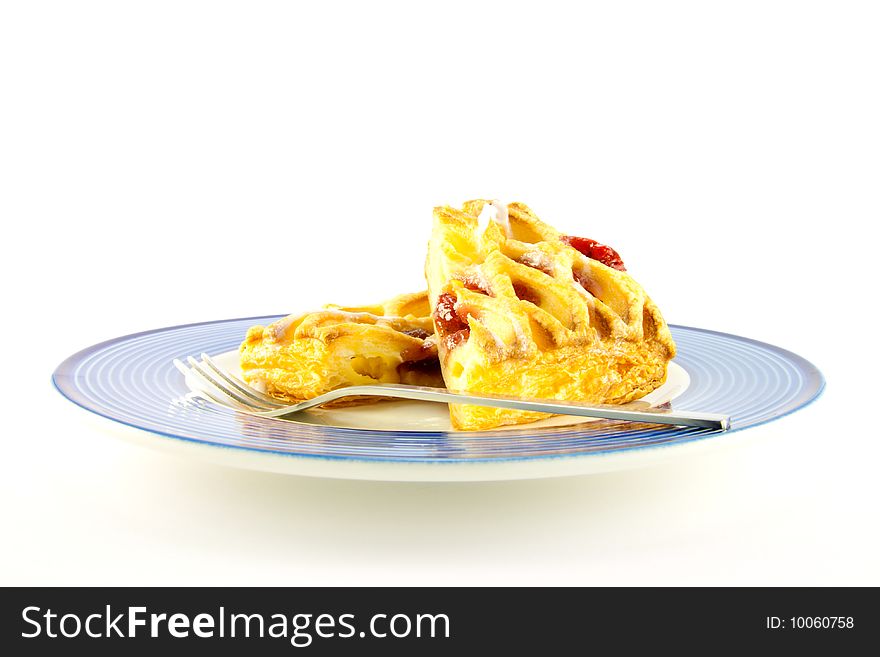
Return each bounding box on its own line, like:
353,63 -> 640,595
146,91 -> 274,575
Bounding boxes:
173,353 -> 731,430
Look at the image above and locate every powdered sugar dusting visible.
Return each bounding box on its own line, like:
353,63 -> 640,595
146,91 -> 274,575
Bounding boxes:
477,199 -> 511,238
518,251 -> 554,276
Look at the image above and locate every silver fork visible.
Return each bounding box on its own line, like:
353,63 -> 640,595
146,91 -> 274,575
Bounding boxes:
173,353 -> 730,430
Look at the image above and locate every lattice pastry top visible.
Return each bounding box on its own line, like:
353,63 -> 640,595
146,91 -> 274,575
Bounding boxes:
425,199 -> 676,430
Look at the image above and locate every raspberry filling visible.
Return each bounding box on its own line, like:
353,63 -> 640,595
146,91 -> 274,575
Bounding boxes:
562,235 -> 626,271
513,282 -> 540,305
434,292 -> 471,350
401,327 -> 431,341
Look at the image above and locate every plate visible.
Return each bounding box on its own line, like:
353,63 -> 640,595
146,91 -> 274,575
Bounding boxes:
53,317 -> 824,481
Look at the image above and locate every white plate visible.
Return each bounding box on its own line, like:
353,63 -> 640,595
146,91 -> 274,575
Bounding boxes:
53,318 -> 824,481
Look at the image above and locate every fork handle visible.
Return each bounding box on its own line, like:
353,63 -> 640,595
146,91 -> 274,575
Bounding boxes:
267,384 -> 731,430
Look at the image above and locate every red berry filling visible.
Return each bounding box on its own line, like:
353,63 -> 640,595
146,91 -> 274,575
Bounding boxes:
562,235 -> 626,271
513,282 -> 540,305
433,292 -> 471,351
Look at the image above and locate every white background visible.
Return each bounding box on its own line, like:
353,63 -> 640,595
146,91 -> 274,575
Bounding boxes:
2,1 -> 878,585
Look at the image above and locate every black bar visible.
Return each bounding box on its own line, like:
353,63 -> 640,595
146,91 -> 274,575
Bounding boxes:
0,587 -> 873,654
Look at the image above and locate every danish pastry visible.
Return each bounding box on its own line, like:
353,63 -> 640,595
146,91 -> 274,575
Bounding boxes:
425,199 -> 676,431
239,291 -> 442,404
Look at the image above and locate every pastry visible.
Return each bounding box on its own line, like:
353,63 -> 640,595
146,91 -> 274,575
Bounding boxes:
240,291 -> 442,404
425,199 -> 676,431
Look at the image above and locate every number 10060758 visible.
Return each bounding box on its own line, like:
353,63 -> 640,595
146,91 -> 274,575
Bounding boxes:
766,617 -> 855,630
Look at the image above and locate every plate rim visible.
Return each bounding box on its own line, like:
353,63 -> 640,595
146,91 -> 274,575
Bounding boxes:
52,317 -> 826,469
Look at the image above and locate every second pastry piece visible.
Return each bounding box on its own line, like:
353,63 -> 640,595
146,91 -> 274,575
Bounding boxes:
425,199 -> 676,431
239,291 -> 442,406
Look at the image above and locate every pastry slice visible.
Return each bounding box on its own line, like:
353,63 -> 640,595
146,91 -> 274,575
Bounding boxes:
425,199 -> 676,431
240,291 -> 442,404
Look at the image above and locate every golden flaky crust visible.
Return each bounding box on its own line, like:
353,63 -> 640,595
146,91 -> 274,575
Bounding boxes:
425,200 -> 676,431
239,291 -> 442,404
